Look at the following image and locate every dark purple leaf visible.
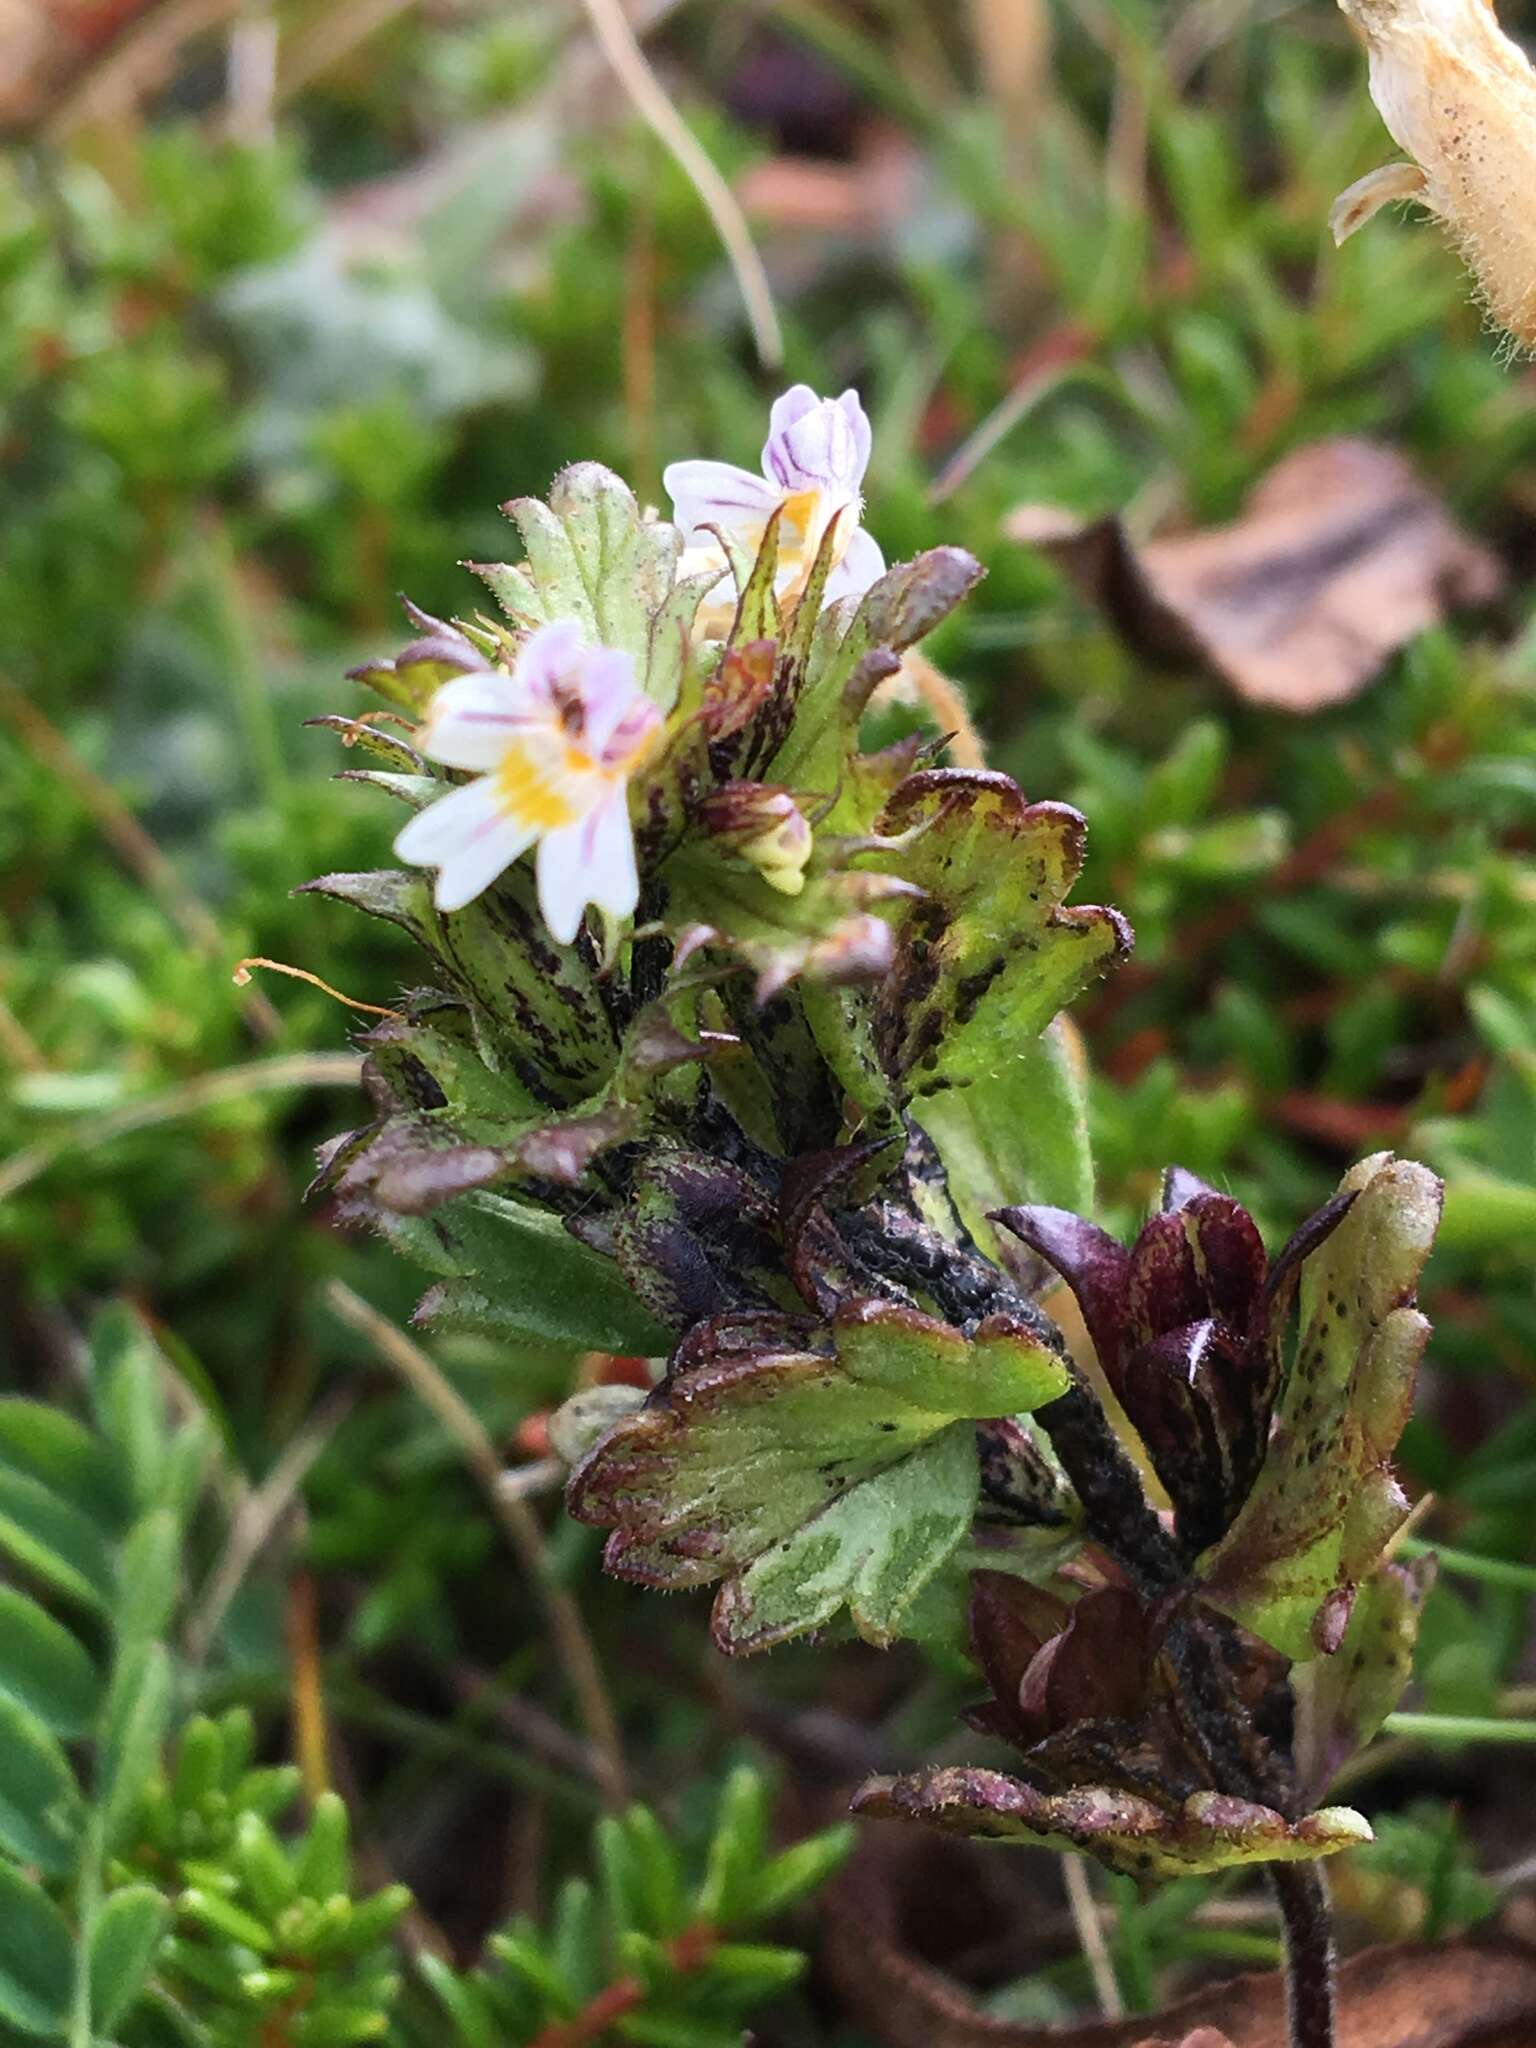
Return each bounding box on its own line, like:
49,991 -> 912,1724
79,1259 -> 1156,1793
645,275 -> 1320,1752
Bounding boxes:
1126,1211 -> 1206,1350
1184,1195 -> 1269,1332
992,1205 -> 1131,1393
1121,1320 -> 1258,1553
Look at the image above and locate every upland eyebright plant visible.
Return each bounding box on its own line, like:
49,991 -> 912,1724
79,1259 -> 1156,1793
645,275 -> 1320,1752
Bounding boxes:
310,388 -> 1444,2048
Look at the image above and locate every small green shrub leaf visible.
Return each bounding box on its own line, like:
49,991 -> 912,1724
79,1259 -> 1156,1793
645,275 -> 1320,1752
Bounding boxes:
0,1587 -> 103,1736
0,1468 -> 114,1613
0,1693 -> 83,1875
89,1886 -> 172,2030
0,1865 -> 73,2038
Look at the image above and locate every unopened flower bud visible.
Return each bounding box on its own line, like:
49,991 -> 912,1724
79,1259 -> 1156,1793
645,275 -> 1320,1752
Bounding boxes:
699,781 -> 814,896
1334,0 -> 1536,352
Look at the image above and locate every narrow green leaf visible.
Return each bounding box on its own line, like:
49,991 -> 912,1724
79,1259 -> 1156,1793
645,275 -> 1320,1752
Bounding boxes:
0,1588 -> 102,1736
695,1767 -> 770,1928
549,1878 -> 601,2004
170,1718 -> 225,1810
235,1814 -> 298,1921
748,1824 -> 855,1924
0,1402 -> 127,1529
621,1805 -> 686,1938
416,1955 -> 498,2048
293,1792 -> 350,1901
699,1941 -> 806,1993
88,1887 -> 172,2031
88,1307 -> 169,1511
0,1865 -> 73,2038
98,1642 -> 173,1848
114,1511 -> 181,1652
0,1469 -> 114,1613
0,1693 -> 83,1875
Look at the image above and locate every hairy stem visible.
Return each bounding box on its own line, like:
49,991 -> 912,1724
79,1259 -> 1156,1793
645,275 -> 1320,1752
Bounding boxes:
1035,1381 -> 1184,1594
1270,1863 -> 1336,2048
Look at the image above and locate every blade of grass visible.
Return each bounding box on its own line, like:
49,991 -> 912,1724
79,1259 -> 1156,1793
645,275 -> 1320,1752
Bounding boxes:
324,1281 -> 628,1808
579,0 -> 781,370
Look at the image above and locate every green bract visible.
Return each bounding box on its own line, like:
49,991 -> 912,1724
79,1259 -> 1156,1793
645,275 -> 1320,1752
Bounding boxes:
568,1301 -> 1068,1653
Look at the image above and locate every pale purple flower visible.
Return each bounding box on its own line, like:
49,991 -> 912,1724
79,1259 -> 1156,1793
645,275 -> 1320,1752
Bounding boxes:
664,385 -> 885,629
395,620 -> 660,941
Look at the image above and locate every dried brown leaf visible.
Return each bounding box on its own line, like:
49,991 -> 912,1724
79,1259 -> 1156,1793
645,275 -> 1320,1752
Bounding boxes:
1008,439 -> 1501,712
826,1825 -> 1536,2047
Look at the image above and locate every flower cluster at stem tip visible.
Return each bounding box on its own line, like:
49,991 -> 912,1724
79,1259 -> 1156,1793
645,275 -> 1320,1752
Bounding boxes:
393,386 -> 882,938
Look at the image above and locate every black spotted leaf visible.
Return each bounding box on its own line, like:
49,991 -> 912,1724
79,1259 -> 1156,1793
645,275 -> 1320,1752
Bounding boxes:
1199,1154 -> 1442,1661
567,1300 -> 1068,1654
1292,1556 -> 1435,1804
861,772 -> 1132,1101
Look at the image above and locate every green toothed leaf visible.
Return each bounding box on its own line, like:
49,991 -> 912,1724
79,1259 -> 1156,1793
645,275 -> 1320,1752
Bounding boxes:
1199,1154 -> 1443,1661
1293,1556 -> 1435,1802
568,1300 -> 1069,1654
769,548 -> 985,826
473,462 -> 698,709
918,1014 -> 1096,1257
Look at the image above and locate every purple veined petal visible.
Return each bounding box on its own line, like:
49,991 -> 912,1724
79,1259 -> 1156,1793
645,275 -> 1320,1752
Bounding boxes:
416,670 -> 541,772
394,777 -> 537,912
595,691 -> 663,770
824,523 -> 885,604
835,388 -> 873,484
765,393 -> 862,493
992,1204 -> 1132,1393
762,384 -> 821,478
662,459 -> 781,542
513,618 -> 589,705
564,643 -> 643,755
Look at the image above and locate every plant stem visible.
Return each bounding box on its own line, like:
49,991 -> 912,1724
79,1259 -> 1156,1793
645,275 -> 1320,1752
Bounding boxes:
1270,1863 -> 1336,2048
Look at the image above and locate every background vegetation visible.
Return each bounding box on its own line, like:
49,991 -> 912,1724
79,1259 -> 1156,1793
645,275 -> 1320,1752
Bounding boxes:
2,1 -> 1534,2039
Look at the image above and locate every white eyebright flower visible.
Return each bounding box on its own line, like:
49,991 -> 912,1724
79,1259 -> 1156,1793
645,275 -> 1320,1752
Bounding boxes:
664,385 -> 886,629
395,619 -> 661,942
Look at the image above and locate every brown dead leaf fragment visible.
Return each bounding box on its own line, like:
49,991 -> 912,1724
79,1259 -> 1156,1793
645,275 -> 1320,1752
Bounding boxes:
826,1827 -> 1536,2047
1008,439 -> 1501,711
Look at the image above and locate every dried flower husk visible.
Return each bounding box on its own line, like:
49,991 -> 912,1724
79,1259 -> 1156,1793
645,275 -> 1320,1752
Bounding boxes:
1335,0 -> 1536,351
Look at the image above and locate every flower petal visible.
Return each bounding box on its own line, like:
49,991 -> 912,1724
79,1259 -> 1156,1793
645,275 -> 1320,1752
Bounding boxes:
825,524 -> 886,603
416,670 -> 541,772
537,789 -> 639,943
663,460 -> 781,544
394,778 -> 536,912
515,617 -> 590,705
571,645 -> 653,759
836,388 -> 872,484
763,389 -> 865,493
